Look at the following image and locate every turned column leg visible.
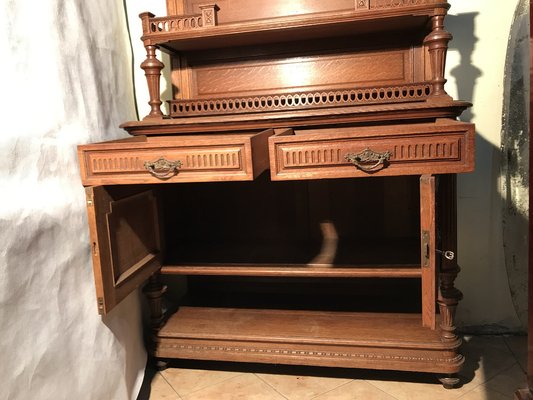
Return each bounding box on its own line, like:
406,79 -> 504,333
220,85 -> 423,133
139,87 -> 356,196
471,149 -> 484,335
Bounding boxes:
143,273 -> 166,367
437,175 -> 463,388
438,175 -> 463,342
424,10 -> 453,99
140,44 -> 165,120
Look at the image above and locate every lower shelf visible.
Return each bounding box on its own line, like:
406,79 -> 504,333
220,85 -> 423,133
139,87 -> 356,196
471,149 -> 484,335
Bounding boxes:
154,307 -> 463,374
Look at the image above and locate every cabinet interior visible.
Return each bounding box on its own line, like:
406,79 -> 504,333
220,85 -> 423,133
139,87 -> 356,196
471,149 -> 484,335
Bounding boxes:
162,173 -> 421,265
103,173 -> 424,314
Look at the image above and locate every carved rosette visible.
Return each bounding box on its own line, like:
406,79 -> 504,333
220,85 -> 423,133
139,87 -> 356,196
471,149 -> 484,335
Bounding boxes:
199,4 -> 219,27
355,0 -> 370,10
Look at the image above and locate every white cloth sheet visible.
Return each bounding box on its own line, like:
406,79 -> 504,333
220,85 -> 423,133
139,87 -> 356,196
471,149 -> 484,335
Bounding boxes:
0,1 -> 146,399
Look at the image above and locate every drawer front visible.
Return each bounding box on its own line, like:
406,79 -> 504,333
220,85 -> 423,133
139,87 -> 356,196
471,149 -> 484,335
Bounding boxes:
79,130 -> 272,185
269,123 -> 474,180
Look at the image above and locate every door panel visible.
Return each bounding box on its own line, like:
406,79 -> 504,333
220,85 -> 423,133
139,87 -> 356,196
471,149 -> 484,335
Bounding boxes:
85,186 -> 162,315
420,175 -> 436,329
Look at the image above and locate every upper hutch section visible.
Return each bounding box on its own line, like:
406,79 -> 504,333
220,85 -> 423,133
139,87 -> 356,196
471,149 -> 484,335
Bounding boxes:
125,0 -> 467,135
145,0 -> 449,50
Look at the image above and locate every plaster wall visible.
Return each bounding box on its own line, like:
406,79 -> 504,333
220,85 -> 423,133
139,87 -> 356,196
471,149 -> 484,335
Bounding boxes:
446,0 -> 526,331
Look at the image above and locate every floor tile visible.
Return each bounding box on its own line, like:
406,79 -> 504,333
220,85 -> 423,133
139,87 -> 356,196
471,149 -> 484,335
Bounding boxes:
256,372 -> 352,400
365,378 -> 469,400
455,385 -> 509,400
180,374 -> 287,400
311,380 -> 397,400
503,335 -> 528,373
150,373 -> 182,400
161,367 -> 242,397
484,363 -> 527,396
459,336 -> 518,387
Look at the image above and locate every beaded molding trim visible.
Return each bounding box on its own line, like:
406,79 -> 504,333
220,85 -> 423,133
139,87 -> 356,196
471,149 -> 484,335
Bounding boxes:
168,83 -> 432,117
158,342 -> 463,364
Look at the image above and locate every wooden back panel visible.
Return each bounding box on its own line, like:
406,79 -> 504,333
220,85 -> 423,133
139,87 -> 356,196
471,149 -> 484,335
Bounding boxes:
168,0 -> 354,22
173,33 -> 428,102
162,174 -> 420,264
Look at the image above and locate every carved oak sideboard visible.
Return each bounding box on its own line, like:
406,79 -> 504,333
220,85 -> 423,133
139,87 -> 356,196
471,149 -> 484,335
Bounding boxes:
78,0 -> 474,388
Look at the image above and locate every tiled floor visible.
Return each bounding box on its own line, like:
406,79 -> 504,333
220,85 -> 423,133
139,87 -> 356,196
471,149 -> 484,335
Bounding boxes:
143,335 -> 527,400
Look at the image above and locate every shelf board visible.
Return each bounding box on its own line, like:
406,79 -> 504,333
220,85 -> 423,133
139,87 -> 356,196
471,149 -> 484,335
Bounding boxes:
120,100 -> 470,136
159,307 -> 434,346
155,307 -> 463,373
143,5 -> 447,51
161,263 -> 421,278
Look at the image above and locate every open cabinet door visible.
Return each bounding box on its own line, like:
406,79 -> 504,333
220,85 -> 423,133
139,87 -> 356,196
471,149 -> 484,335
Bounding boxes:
420,175 -> 437,329
85,186 -> 162,315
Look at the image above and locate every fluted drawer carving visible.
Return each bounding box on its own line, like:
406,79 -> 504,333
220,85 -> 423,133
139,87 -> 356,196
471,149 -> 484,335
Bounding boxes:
87,149 -> 241,175
279,137 -> 460,168
269,122 -> 474,180
78,130 -> 273,185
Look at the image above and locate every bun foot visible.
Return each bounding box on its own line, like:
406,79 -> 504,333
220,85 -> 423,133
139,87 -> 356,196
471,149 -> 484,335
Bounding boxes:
156,359 -> 169,371
438,374 -> 460,389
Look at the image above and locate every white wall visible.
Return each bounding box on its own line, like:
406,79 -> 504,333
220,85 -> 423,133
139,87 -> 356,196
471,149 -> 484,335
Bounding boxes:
446,0 -> 525,331
0,1 -> 146,399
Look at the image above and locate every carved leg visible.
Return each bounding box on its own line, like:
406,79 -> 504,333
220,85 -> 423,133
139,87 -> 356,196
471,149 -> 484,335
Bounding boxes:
143,273 -> 166,358
514,389 -> 533,400
438,175 -> 463,343
156,359 -> 169,371
140,44 -> 165,120
438,374 -> 460,389
424,10 -> 453,99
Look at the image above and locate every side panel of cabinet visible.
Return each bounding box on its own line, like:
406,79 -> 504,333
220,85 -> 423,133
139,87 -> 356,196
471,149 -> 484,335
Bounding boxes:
85,186 -> 162,315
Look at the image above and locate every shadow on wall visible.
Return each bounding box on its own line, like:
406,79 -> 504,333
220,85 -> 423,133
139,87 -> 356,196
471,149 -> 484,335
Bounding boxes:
447,8 -> 528,334
447,12 -> 481,125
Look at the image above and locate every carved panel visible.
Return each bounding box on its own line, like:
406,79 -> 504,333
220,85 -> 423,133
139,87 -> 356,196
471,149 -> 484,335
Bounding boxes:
107,191 -> 160,286
78,130 -> 274,185
370,0 -> 426,9
278,136 -> 461,170
87,148 -> 242,175
269,122 -> 474,180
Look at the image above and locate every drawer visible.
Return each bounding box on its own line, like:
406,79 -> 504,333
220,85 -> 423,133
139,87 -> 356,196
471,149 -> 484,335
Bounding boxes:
269,121 -> 474,180
78,129 -> 273,185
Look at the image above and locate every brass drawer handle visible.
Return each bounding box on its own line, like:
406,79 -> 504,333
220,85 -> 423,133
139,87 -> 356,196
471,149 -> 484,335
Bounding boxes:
345,148 -> 391,172
144,157 -> 182,179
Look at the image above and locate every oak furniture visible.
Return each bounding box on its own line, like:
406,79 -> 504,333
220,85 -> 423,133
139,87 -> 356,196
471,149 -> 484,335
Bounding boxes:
78,0 -> 474,388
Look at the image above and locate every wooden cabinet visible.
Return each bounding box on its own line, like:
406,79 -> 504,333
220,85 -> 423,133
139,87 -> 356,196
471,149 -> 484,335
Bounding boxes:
79,0 -> 474,388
